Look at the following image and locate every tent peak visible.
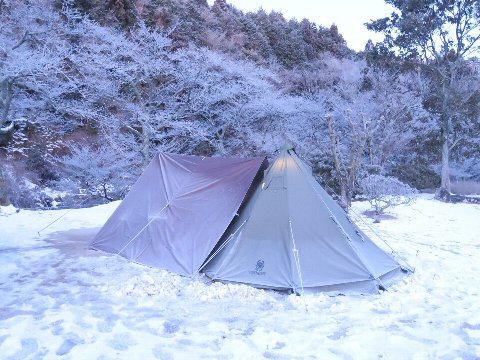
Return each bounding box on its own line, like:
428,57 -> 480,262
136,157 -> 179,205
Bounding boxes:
279,144 -> 295,152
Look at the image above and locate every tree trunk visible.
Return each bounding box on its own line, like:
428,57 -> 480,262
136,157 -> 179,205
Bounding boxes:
326,115 -> 371,208
440,117 -> 451,193
0,167 -> 10,206
440,136 -> 451,192
0,78 -> 14,134
141,124 -> 150,168
327,117 -> 346,205
339,182 -> 349,209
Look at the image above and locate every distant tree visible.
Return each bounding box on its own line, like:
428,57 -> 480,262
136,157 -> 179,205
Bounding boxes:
326,113 -> 369,208
367,0 -> 480,193
314,58 -> 422,207
360,66 -> 428,174
239,16 -> 272,62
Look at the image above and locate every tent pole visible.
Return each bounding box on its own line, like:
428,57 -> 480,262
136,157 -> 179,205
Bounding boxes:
289,219 -> 309,311
198,219 -> 248,272
116,203 -> 170,256
289,219 -> 305,295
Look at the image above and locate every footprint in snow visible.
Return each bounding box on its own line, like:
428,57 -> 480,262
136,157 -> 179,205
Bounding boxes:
50,320 -> 64,336
108,333 -> 136,351
55,333 -> 84,356
96,313 -> 119,333
327,328 -> 348,340
9,338 -> 38,360
152,345 -> 173,360
163,320 -> 181,335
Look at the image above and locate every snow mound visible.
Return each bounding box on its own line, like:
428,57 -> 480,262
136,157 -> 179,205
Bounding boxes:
183,281 -> 273,302
102,270 -> 279,305
102,272 -> 186,298
0,205 -> 18,216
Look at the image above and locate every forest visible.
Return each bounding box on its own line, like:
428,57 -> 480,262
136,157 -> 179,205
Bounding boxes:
1,0 -> 479,209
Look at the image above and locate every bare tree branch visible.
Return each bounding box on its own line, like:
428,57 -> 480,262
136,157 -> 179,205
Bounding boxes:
12,31 -> 30,51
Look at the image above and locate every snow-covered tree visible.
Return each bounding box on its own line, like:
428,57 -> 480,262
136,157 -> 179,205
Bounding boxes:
360,174 -> 417,216
0,1 -> 68,139
318,60 -> 418,207
62,16 -> 177,168
171,47 -> 278,155
368,0 -> 480,193
60,143 -> 133,201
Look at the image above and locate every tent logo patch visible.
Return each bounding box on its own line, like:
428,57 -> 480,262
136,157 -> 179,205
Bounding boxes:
250,259 -> 266,275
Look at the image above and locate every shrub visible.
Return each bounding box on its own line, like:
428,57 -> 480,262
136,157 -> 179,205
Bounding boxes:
2,169 -> 55,209
25,146 -> 58,185
59,144 -> 135,203
360,174 -> 417,215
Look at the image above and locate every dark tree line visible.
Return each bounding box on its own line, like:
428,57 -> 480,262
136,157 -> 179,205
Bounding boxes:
69,0 -> 351,67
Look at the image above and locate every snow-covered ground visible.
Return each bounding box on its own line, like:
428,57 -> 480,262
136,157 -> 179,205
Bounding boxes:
0,195 -> 479,359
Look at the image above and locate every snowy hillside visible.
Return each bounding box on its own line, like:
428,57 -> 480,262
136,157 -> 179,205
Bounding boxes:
0,195 -> 479,359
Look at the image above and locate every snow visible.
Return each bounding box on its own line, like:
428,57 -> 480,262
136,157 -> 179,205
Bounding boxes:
1,195 -> 480,359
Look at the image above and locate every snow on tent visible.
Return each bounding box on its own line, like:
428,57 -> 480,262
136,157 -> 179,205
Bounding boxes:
91,153 -> 267,276
201,148 -> 409,294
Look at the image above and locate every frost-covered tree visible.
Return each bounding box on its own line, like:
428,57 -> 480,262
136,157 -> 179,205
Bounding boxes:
60,144 -> 134,201
368,0 -> 480,193
361,66 -> 428,173
62,15 -> 177,168
60,13 -> 282,168
171,48 -> 278,155
360,174 -> 417,216
318,59 -> 420,207
0,1 -> 68,140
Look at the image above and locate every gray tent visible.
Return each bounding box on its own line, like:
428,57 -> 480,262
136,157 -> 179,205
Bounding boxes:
201,148 -> 407,294
91,153 -> 266,276
92,149 -> 407,294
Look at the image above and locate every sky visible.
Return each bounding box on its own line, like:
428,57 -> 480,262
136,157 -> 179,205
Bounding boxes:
207,0 -> 395,51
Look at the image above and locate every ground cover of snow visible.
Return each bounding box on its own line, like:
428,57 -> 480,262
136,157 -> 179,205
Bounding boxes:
0,194 -> 479,359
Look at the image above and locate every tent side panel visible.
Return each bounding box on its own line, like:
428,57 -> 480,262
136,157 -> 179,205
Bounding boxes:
204,156 -> 295,289
90,154 -> 188,258
92,154 -> 266,276
290,152 -> 402,279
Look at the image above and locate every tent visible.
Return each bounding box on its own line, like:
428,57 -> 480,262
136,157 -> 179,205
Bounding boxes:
201,148 -> 407,294
92,149 -> 408,294
91,152 -> 266,276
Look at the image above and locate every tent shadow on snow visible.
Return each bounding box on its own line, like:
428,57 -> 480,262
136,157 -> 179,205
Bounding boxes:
90,149 -> 411,294
0,228 -> 100,256
46,228 -> 103,258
